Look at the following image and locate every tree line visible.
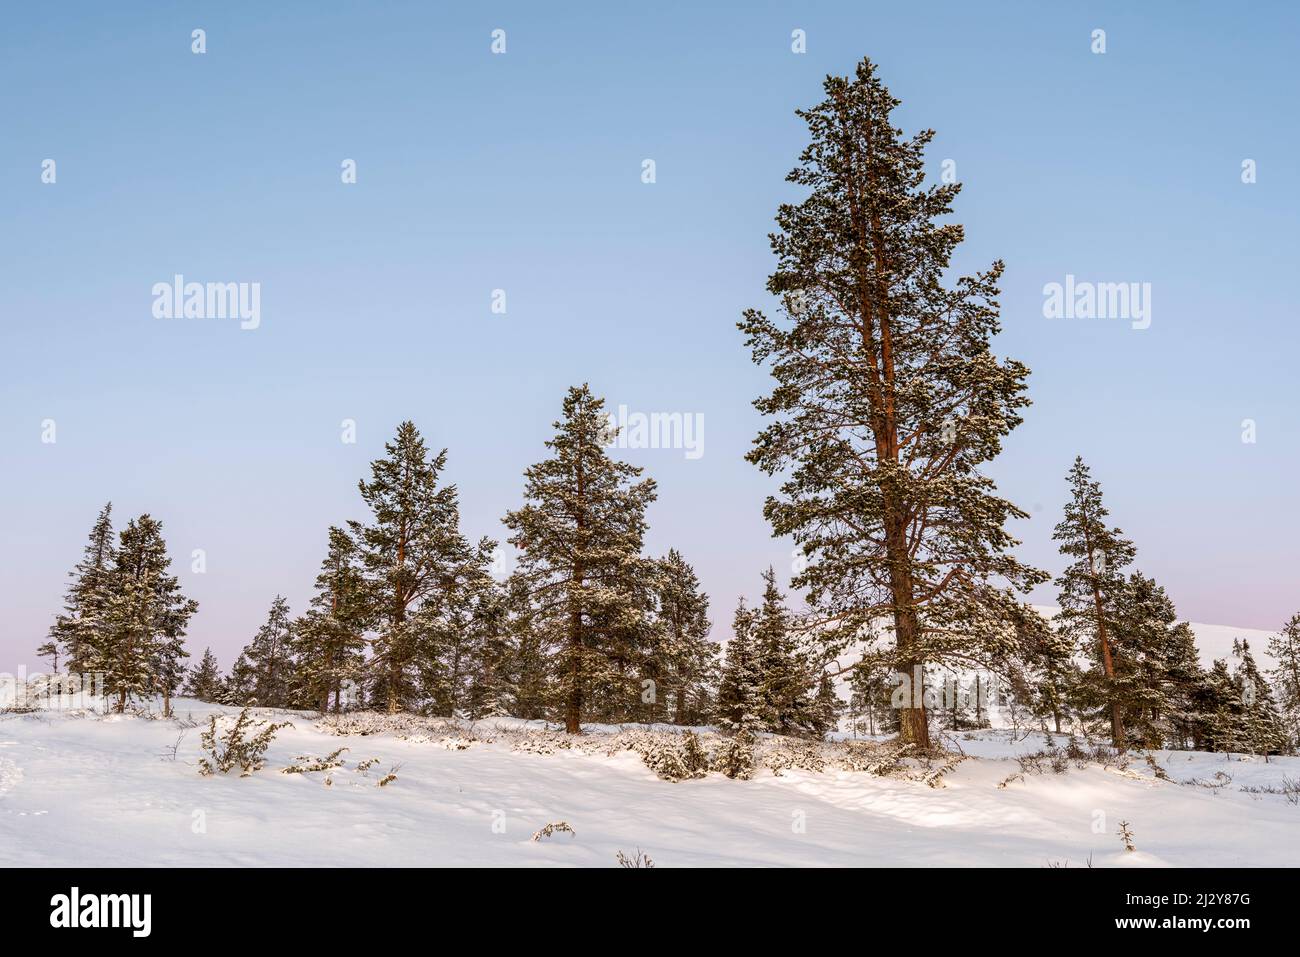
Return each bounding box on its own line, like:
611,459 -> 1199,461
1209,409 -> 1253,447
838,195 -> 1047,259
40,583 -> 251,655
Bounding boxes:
34,56 -> 1299,757
41,387 -> 816,731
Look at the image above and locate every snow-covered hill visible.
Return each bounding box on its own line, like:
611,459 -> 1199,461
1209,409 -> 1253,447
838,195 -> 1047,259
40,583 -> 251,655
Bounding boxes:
1,700 -> 1295,867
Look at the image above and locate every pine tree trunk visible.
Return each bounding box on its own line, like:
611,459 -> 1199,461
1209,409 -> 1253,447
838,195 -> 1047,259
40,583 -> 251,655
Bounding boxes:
887,524 -> 929,749
565,456 -> 586,735
565,629 -> 581,734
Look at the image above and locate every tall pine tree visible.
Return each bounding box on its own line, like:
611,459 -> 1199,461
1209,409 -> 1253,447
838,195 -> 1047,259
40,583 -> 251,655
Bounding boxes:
740,58 -> 1045,749
653,549 -> 717,725
1052,457 -> 1135,747
503,385 -> 657,733
46,502 -> 117,674
183,648 -> 225,702
717,598 -> 764,737
292,526 -> 370,713
233,596 -> 295,708
349,421 -> 490,713
1233,638 -> 1288,755
99,515 -> 197,715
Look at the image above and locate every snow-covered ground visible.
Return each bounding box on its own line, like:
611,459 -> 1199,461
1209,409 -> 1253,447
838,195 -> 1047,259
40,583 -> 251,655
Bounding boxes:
1,699 -> 1295,867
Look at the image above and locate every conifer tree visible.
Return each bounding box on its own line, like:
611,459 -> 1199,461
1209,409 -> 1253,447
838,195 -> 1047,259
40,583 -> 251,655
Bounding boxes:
740,58 -> 1045,749
1160,617 -> 1210,750
418,556 -> 497,717
848,658 -> 895,736
716,599 -> 764,737
1232,638 -> 1288,755
292,527 -> 370,713
505,575 -> 551,720
1052,457 -> 1135,747
183,648 -> 225,702
1200,659 -> 1245,753
234,596 -> 295,708
45,502 -> 117,674
349,421 -> 490,713
653,549 -> 717,725
1110,572 -> 1184,748
810,670 -> 843,738
1268,613 -> 1300,751
222,652 -> 257,706
1020,610 -> 1077,734
503,385 -> 657,733
460,580 -> 516,719
752,568 -> 811,734
99,515 -> 197,715
36,640 -> 60,674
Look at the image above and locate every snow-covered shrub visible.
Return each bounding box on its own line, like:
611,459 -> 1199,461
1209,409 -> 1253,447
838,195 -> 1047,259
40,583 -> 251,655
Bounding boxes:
282,747 -> 349,774
198,708 -> 292,777
512,730 -> 575,755
680,730 -> 710,776
614,729 -> 710,782
764,739 -> 826,776
714,731 -> 755,780
531,821 -> 575,841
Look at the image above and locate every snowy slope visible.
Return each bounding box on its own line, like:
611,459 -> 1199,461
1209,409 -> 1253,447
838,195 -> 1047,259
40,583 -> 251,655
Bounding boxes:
1,700 -> 1295,867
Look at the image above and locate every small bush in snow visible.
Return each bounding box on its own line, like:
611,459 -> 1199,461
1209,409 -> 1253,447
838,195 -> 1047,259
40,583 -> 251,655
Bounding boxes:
198,708 -> 292,777
616,848 -> 655,868
282,747 -> 349,774
1117,820 -> 1136,852
764,739 -> 826,776
715,731 -> 756,780
1239,774 -> 1300,805
531,821 -> 575,841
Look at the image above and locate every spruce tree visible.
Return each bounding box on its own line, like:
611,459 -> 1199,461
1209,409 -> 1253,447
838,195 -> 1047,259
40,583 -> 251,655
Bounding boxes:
234,596 -> 295,708
740,58 -> 1045,749
653,549 -> 717,725
504,574 -> 550,720
1201,659 -> 1244,753
1267,613 -> 1300,751
183,648 -> 224,702
1052,457 -> 1135,747
810,670 -> 843,738
752,568 -> 811,734
1161,618 -> 1210,750
503,385 -> 657,733
99,515 -> 198,715
1233,638 -> 1288,755
349,421 -> 490,713
1110,572 -> 1183,748
716,599 -> 765,735
1020,610 -> 1077,735
222,652 -> 257,706
461,580 -> 516,719
848,658 -> 896,736
46,502 -> 117,674
292,526 -> 370,713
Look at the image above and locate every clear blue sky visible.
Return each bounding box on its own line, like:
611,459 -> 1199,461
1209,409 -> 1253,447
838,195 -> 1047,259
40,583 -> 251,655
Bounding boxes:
3,1 -> 1297,673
